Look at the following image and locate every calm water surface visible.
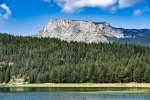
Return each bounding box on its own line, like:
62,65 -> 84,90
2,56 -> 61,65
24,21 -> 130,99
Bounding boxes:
0,87 -> 150,100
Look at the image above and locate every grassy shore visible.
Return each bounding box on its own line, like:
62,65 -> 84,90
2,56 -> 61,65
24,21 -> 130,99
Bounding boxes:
1,83 -> 150,87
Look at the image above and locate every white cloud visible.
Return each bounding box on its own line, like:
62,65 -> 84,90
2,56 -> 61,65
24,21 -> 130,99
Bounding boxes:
54,0 -> 117,13
0,15 -> 4,25
43,0 -> 51,3
118,0 -> 145,8
134,9 -> 142,15
0,3 -> 11,19
133,6 -> 150,16
110,6 -> 117,13
44,0 -> 146,13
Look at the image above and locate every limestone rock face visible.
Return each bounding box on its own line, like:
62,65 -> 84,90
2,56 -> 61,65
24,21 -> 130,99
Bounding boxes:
36,19 -> 150,43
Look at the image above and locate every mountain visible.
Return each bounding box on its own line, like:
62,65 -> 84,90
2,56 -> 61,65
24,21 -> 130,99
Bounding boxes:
107,34 -> 150,46
36,19 -> 150,44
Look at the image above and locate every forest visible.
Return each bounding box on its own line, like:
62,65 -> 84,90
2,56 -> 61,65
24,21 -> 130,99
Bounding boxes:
1,33 -> 150,83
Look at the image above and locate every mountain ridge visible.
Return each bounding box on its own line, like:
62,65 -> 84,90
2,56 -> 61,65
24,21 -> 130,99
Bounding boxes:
36,19 -> 150,43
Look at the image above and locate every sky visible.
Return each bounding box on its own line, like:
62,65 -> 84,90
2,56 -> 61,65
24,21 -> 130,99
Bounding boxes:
0,0 -> 150,36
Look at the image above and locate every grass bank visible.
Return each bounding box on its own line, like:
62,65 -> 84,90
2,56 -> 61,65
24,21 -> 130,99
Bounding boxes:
1,83 -> 150,87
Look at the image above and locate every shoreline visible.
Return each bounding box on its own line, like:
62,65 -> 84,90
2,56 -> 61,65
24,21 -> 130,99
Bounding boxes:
1,83 -> 150,88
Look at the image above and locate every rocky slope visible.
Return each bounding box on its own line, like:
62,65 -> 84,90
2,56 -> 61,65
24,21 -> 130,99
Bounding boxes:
36,19 -> 150,43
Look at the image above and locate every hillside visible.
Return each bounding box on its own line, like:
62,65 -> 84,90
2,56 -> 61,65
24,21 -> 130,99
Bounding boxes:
1,33 -> 150,83
107,34 -> 150,46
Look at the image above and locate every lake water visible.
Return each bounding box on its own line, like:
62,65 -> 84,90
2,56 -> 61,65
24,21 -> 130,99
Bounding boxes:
0,87 -> 150,100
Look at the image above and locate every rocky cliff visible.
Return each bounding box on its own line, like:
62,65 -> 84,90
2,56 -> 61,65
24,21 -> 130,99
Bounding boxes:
36,19 -> 150,43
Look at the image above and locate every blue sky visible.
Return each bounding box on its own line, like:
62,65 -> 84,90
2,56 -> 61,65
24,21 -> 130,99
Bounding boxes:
0,0 -> 150,36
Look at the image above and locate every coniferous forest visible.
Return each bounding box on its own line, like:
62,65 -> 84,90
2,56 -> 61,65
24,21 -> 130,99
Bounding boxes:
1,33 -> 150,83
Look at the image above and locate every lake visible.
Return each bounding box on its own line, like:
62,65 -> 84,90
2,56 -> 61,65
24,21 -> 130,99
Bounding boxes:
0,87 -> 150,100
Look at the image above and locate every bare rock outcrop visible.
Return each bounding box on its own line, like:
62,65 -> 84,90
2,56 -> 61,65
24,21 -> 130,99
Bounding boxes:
36,19 -> 150,43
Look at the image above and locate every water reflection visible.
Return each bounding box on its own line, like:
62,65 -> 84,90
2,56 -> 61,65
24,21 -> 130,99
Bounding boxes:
0,87 -> 150,92
10,87 -> 25,92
